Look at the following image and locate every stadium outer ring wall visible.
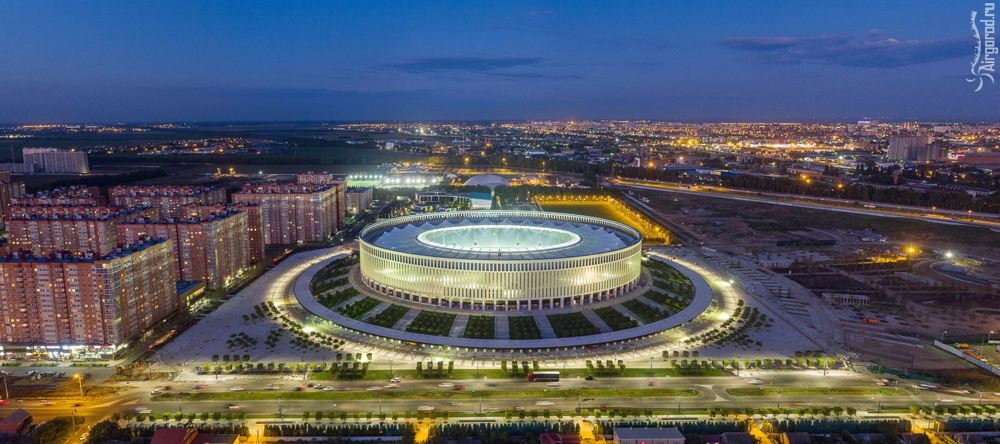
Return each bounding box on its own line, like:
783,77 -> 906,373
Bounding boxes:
358,210 -> 642,311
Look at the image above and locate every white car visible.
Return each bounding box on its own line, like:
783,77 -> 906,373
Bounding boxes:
417,405 -> 435,411
390,377 -> 401,383
437,383 -> 455,388
323,387 -> 335,391
230,386 -> 245,392
535,401 -> 554,406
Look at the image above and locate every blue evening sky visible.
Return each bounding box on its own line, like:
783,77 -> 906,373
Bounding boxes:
0,1 -> 995,122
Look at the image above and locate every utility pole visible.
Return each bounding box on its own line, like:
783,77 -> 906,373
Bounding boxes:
1,372 -> 8,400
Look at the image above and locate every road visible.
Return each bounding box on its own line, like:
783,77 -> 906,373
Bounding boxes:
5,370 -> 994,428
610,179 -> 1000,230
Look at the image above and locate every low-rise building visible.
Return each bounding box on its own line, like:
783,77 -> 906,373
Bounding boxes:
614,427 -> 686,444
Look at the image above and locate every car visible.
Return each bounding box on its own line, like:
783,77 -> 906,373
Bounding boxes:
79,433 -> 89,441
307,383 -> 316,388
150,389 -> 162,395
584,375 -> 595,381
437,383 -> 455,389
227,404 -> 241,410
366,386 -> 384,391
0,400 -> 9,405
162,385 -> 173,390
746,379 -> 764,385
535,401 -> 554,406
323,387 -> 335,391
390,377 -> 401,383
417,406 -> 434,411
546,382 -> 561,387
194,384 -> 208,390
294,386 -> 306,391
230,387 -> 245,392
266,384 -> 279,390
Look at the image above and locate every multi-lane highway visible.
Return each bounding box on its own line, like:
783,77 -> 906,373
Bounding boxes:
610,178 -> 1000,231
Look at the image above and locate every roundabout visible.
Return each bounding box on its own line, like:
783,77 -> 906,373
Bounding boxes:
284,211 -> 720,356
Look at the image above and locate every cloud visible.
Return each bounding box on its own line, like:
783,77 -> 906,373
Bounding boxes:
720,31 -> 969,68
384,56 -> 543,74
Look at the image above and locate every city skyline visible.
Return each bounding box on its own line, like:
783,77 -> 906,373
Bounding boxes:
2,1 -> 996,123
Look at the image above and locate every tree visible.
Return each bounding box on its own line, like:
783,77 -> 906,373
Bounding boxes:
32,417 -> 75,444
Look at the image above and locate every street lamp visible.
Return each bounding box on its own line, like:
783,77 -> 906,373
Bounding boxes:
982,331 -> 995,355
73,374 -> 84,397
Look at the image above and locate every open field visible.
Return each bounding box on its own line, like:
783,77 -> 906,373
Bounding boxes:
538,199 -> 669,243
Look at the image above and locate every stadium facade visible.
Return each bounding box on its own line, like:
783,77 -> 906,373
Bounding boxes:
358,211 -> 642,311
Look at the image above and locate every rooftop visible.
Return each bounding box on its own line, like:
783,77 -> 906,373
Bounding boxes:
614,427 -> 686,440
362,211 -> 640,260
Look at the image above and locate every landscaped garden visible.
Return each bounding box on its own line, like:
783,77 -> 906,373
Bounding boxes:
547,312 -> 599,338
317,287 -> 359,310
365,304 -> 410,328
593,307 -> 638,331
622,299 -> 668,323
338,297 -> 381,320
405,311 -> 457,336
463,315 -> 496,339
508,316 -> 542,340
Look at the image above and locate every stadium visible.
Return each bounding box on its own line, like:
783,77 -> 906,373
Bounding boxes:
358,210 -> 643,311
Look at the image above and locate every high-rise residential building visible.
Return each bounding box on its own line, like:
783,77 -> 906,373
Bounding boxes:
345,187 -> 373,214
5,206 -> 157,256
296,172 -> 335,185
296,173 -> 346,229
109,185 -> 227,218
181,204 -> 266,265
117,210 -> 252,287
887,134 -> 938,161
0,148 -> 90,174
0,238 -> 178,350
12,186 -> 102,206
0,172 -> 26,229
231,182 -> 340,245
